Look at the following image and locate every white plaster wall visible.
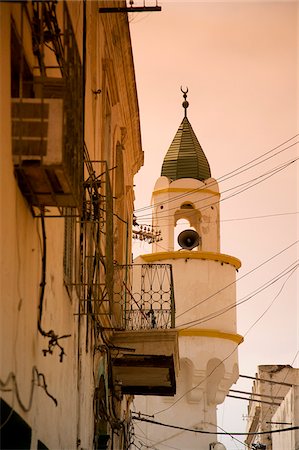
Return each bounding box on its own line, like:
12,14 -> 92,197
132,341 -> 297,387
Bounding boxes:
134,393 -> 218,450
133,333 -> 239,448
135,255 -> 239,333
133,167 -> 240,449
272,386 -> 299,450
173,257 -> 238,332
133,252 -> 240,449
179,337 -> 239,402
152,176 -> 220,253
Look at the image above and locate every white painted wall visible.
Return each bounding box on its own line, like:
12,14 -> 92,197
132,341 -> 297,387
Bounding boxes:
133,170 -> 240,449
152,176 -> 220,253
271,385 -> 299,450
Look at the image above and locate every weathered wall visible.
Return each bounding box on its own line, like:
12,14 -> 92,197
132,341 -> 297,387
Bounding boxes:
271,385 -> 299,450
0,1 -> 142,449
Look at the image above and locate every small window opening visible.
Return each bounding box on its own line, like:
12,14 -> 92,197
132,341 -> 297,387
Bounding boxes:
181,203 -> 194,209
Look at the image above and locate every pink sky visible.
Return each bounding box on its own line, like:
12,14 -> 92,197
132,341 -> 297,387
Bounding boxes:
130,2 -> 298,447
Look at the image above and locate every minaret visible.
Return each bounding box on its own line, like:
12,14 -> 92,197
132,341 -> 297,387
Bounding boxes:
134,90 -> 243,450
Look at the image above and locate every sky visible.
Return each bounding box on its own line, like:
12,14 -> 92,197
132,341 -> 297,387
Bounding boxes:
129,1 -> 298,448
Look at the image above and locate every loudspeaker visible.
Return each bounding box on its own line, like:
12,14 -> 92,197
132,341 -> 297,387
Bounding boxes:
177,229 -> 200,250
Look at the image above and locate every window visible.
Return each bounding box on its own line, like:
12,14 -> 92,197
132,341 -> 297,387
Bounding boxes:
0,398 -> 32,449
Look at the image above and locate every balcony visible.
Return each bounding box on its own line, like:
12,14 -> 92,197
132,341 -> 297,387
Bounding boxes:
111,264 -> 179,396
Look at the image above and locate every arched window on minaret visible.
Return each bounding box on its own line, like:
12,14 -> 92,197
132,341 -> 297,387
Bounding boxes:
174,202 -> 202,251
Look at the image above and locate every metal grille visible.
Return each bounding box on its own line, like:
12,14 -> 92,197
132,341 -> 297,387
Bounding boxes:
113,264 -> 175,330
78,149 -> 114,320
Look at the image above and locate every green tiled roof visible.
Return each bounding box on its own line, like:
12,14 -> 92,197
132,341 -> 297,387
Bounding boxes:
161,117 -> 211,181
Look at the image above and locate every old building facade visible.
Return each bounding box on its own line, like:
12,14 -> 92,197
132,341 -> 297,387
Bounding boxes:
0,1 -> 175,449
246,365 -> 299,450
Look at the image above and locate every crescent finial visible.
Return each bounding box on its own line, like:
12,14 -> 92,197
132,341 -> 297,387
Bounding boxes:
180,86 -> 189,117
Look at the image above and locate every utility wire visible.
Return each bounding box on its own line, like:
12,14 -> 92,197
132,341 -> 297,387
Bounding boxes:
133,433 -> 182,450
153,264 -> 295,416
134,135 -> 299,213
176,239 -> 299,321
135,156 -> 298,221
214,423 -> 247,449
220,211 -> 299,223
135,157 -> 298,222
178,261 -> 299,329
0,366 -> 57,417
238,266 -> 298,337
134,136 -> 299,215
132,416 -> 299,436
136,211 -> 299,226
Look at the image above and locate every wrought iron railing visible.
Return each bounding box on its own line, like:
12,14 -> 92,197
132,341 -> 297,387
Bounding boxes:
113,264 -> 175,331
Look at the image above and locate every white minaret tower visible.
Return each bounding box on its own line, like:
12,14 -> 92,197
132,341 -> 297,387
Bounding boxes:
134,90 -> 243,450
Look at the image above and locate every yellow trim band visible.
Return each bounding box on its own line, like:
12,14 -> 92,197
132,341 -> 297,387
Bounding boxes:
178,329 -> 244,344
141,251 -> 241,270
153,187 -> 219,196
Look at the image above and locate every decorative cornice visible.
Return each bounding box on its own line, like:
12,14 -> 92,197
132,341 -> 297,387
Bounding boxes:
178,328 -> 244,344
152,187 -> 219,197
141,251 -> 241,270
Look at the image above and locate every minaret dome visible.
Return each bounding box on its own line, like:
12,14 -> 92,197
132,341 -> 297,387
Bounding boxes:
161,88 -> 211,182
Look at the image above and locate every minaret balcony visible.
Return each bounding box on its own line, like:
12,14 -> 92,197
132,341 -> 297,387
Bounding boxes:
111,263 -> 179,396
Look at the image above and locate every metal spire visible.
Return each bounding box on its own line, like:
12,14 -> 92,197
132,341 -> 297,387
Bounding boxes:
181,86 -> 189,117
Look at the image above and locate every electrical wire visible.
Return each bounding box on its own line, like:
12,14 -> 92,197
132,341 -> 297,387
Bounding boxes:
131,236 -> 298,441
134,139 -> 298,216
0,366 -> 57,419
153,264 -> 296,416
134,135 -> 299,215
177,261 -> 299,329
37,210 -> 71,361
176,239 -> 299,321
220,211 -> 299,223
131,416 -> 299,436
133,432 -> 184,450
135,211 -> 299,227
240,266 -> 298,337
135,155 -> 298,221
0,395 -> 15,431
213,423 -> 247,449
131,135 -> 299,443
135,135 -> 299,214
129,11 -> 152,25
